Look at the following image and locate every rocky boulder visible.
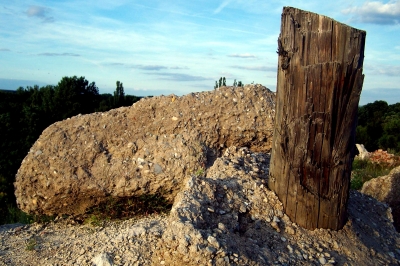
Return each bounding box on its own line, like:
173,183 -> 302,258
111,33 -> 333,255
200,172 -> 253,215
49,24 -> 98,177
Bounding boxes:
361,166 -> 400,231
14,85 -> 276,216
355,143 -> 369,160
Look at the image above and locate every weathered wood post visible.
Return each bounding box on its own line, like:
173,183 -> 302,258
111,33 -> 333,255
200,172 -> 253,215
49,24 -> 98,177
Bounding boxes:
268,7 -> 366,230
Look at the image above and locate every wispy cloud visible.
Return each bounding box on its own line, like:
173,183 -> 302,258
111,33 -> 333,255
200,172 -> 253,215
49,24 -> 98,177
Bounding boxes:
342,0 -> 400,25
228,53 -> 256,58
170,66 -> 189,70
0,48 -> 10,52
231,65 -> 276,72
26,5 -> 54,23
131,65 -> 168,71
38,52 -> 80,57
106,62 -> 125,66
106,63 -> 189,71
149,72 -> 210,82
360,88 -> 400,105
367,64 -> 400,76
214,0 -> 231,14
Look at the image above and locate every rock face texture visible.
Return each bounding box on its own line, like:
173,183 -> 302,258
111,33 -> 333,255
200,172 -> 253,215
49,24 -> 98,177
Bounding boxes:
154,147 -> 400,265
361,165 -> 400,231
14,85 -> 275,216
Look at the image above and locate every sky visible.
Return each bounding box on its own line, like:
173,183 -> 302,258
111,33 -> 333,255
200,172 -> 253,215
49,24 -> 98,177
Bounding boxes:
0,0 -> 399,106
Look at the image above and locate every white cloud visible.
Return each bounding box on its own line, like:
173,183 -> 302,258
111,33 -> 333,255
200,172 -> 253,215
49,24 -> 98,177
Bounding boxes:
38,52 -> 80,57
131,65 -> 168,71
228,53 -> 256,58
213,0 -> 231,14
367,64 -> 400,76
147,72 -> 211,82
26,5 -> 54,22
231,65 -> 276,72
342,0 -> 400,24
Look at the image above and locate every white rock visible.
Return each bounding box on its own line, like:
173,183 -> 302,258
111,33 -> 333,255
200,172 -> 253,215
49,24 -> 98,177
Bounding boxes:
92,252 -> 113,266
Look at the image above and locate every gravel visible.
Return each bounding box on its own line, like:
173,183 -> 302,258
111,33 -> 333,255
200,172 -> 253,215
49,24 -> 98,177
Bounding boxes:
2,146 -> 400,265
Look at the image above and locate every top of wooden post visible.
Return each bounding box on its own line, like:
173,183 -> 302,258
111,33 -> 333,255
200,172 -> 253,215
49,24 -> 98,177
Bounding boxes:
279,6 -> 366,70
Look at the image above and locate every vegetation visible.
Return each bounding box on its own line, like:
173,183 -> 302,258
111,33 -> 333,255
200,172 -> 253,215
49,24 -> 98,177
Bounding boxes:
0,76 -> 141,225
356,100 -> 400,154
194,168 -> 205,177
81,194 -> 172,226
25,237 -> 38,251
351,99 -> 400,190
350,157 -> 397,190
214,77 -> 243,89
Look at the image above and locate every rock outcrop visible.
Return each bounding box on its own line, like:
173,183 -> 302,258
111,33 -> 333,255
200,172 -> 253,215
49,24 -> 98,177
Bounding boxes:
355,143 -> 369,160
14,85 -> 275,216
361,165 -> 400,231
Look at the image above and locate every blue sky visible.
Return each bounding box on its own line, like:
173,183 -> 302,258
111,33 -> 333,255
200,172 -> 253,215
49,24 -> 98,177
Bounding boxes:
0,0 -> 399,105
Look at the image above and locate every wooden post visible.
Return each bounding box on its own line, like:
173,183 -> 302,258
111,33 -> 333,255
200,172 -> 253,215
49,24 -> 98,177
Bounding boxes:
268,7 -> 366,230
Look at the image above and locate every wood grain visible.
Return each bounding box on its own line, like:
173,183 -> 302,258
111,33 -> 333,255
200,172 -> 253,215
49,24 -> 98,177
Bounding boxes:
269,7 -> 366,230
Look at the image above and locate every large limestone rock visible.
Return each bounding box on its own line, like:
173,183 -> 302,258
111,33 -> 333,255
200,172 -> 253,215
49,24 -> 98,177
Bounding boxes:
361,166 -> 400,231
14,85 -> 276,216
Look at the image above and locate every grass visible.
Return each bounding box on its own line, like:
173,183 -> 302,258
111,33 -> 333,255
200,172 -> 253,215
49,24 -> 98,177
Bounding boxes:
0,204 -> 57,226
194,168 -> 205,177
80,193 -> 172,225
350,158 -> 398,190
84,214 -> 104,227
2,205 -> 33,225
25,237 -> 38,251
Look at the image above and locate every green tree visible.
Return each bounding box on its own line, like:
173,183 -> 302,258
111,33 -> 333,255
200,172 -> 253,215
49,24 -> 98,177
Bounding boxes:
114,81 -> 125,107
125,95 -> 141,106
0,90 -> 29,220
356,100 -> 388,151
54,76 -> 99,119
97,93 -> 114,112
222,77 -> 226,86
379,114 -> 400,153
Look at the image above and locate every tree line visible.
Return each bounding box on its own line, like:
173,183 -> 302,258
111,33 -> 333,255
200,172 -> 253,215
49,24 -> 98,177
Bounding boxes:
0,76 -> 142,223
